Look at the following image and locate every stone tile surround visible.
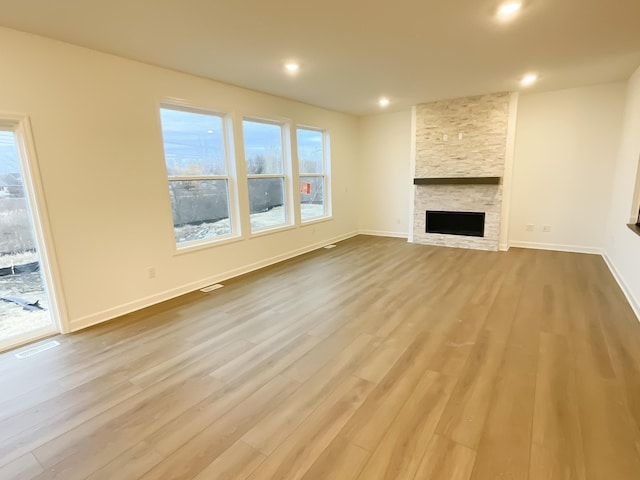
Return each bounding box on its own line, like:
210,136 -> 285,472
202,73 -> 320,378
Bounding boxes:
412,92 -> 511,251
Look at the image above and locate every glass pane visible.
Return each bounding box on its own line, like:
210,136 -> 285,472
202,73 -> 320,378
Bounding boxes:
297,129 -> 323,174
243,120 -> 284,174
169,180 -> 231,243
248,178 -> 286,230
160,108 -> 227,176
300,176 -> 326,220
0,131 -> 52,340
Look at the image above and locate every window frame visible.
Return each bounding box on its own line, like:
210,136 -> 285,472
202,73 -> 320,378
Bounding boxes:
158,102 -> 241,251
0,115 -> 67,341
242,116 -> 294,235
296,125 -> 331,223
631,153 -> 640,226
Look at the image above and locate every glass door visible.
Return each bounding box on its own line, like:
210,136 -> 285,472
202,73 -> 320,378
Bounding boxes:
0,129 -> 55,348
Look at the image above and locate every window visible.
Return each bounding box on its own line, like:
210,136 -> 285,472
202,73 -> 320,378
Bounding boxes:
243,119 -> 290,232
159,105 -> 237,247
297,127 -> 330,221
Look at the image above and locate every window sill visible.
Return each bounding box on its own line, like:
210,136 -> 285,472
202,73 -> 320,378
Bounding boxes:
173,234 -> 244,256
627,224 -> 640,237
301,215 -> 333,226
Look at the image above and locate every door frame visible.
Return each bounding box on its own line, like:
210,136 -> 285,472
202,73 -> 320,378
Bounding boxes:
0,113 -> 68,352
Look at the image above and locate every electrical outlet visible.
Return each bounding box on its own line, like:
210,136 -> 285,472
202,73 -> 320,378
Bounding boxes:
525,224 -> 534,232
148,267 -> 156,279
543,225 -> 552,232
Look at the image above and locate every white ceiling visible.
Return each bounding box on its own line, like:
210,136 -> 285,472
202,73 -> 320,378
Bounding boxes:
0,0 -> 639,115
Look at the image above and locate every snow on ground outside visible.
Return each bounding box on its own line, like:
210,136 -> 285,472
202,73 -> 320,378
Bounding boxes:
174,204 -> 325,242
0,271 -> 50,339
0,250 -> 38,269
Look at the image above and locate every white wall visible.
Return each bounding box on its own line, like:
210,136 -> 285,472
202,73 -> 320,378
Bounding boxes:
508,83 -> 627,253
0,27 -> 360,331
605,65 -> 640,317
358,111 -> 412,237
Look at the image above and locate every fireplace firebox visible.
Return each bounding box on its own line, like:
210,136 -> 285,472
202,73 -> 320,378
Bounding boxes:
426,211 -> 485,237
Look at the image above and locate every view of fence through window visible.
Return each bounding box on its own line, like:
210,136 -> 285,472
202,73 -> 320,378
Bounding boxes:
297,128 -> 327,220
160,107 -> 331,245
0,131 -> 51,340
160,107 -> 233,245
243,119 -> 288,231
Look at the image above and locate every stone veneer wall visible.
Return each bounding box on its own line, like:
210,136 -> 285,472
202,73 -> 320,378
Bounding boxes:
412,92 -> 511,250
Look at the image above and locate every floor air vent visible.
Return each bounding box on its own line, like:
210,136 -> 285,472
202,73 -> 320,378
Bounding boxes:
200,284 -> 224,293
15,340 -> 60,359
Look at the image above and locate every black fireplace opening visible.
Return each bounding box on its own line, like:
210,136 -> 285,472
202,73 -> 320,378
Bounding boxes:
426,210 -> 485,237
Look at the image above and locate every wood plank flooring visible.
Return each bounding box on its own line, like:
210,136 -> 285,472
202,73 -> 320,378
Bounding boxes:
1,235 -> 640,479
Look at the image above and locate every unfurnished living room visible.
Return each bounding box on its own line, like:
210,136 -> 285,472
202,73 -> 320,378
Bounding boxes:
0,0 -> 640,479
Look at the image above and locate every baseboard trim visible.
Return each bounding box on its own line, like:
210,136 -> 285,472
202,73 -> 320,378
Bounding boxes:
602,253 -> 640,322
358,230 -> 409,239
509,241 -> 603,255
499,243 -> 510,252
66,232 -> 637,333
69,230 -> 359,332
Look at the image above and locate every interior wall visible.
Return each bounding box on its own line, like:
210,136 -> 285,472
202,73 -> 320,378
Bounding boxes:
0,27 -> 360,331
605,65 -> 640,317
358,110 -> 412,237
509,82 -> 627,253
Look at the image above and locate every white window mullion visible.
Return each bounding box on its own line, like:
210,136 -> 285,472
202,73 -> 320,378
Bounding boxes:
168,175 -> 228,182
246,174 -> 286,180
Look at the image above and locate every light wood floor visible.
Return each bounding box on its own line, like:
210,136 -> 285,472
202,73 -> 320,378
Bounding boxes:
1,235 -> 640,480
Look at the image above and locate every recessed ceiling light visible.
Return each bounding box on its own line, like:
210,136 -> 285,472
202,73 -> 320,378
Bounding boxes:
207,130 -> 214,134
497,1 -> 522,19
520,73 -> 538,86
379,97 -> 390,107
285,63 -> 299,73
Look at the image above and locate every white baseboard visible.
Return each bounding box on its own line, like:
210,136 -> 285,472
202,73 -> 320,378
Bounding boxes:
358,230 -> 408,239
602,253 -> 640,322
65,232 -> 638,333
499,243 -> 510,252
69,230 -> 359,332
509,241 -> 603,255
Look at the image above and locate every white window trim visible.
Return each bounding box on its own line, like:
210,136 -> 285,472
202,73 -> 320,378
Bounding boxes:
159,102 -> 242,251
630,153 -> 640,224
0,113 -> 68,337
242,116 -> 295,235
296,126 -> 332,223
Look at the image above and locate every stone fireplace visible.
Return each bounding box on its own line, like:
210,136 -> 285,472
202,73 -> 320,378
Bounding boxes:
410,92 -> 516,251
